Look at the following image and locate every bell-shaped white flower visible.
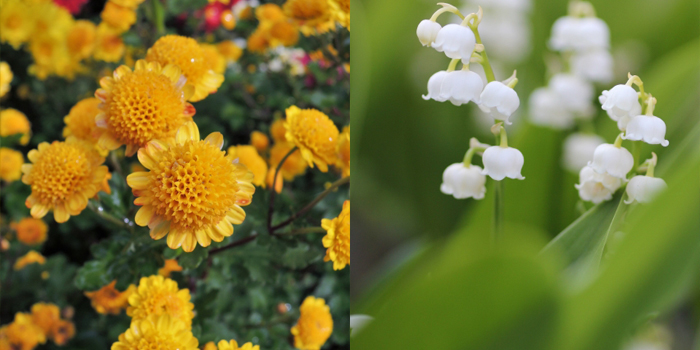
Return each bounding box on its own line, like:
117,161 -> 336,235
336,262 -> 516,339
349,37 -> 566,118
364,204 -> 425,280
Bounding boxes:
599,85 -> 641,121
350,315 -> 374,337
589,143 -> 634,179
481,146 -> 525,181
476,13 -> 531,64
549,16 -> 579,51
417,20 -> 442,47
478,81 -> 520,124
622,114 -> 669,147
616,114 -> 632,131
562,133 -> 605,172
549,73 -> 594,115
572,17 -> 609,51
431,24 -> 476,63
422,70 -> 448,102
625,175 -> 667,204
571,49 -> 613,83
575,165 -> 622,204
440,163 -> 487,199
439,70 -> 484,106
529,87 -> 574,129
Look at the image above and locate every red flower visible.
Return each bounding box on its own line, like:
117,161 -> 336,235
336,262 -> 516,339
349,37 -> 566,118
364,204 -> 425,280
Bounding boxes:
53,0 -> 89,14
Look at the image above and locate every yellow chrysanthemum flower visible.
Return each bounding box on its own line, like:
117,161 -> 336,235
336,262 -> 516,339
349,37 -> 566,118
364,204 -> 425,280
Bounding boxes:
93,23 -> 125,62
101,2 -> 136,33
84,280 -> 136,315
200,43 -> 226,75
283,0 -> 336,36
0,61 -> 13,97
111,314 -> 198,350
51,319 -> 75,346
269,20 -> 300,47
127,121 -> 255,252
284,106 -> 339,172
250,131 -> 269,152
146,35 -> 224,102
246,29 -> 270,54
27,34 -> 80,80
110,0 -> 146,10
217,41 -> 243,64
30,303 -> 60,337
335,126 -> 350,178
13,250 -> 46,270
269,142 -> 308,181
203,341 -> 218,350
29,1 -> 74,40
290,296 -> 333,350
216,339 -> 260,350
254,4 -> 299,48
11,217 -> 48,245
67,20 -> 97,60
126,275 -> 195,328
158,259 -> 183,277
95,60 -> 195,156
63,97 -> 104,152
256,4 -> 286,22
227,145 -> 267,187
0,147 -> 23,182
270,119 -> 287,142
4,313 -> 46,350
321,200 -> 349,270
0,108 -> 31,145
0,0 -> 34,49
22,138 -> 109,223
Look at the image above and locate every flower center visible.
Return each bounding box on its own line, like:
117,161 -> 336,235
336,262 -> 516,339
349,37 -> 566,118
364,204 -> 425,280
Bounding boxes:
31,143 -> 92,204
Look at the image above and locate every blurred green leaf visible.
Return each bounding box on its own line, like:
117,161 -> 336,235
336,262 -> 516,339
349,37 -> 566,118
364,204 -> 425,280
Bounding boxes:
178,247 -> 209,270
75,260 -> 111,291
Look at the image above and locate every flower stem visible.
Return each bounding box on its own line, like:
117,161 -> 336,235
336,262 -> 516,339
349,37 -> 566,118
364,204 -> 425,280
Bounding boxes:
87,201 -> 131,230
469,26 -> 496,82
276,227 -> 326,236
270,176 -> 350,233
493,180 -> 503,245
208,234 -> 259,256
152,0 -> 165,36
267,147 -> 298,233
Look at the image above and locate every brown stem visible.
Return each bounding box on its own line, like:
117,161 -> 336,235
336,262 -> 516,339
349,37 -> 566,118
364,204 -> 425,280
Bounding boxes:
267,147 -> 298,233
270,176 -> 349,233
208,234 -> 259,256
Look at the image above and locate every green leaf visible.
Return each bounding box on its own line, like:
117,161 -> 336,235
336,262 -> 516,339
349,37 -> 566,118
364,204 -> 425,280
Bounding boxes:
75,260 -> 112,291
178,247 -> 209,269
280,243 -> 320,269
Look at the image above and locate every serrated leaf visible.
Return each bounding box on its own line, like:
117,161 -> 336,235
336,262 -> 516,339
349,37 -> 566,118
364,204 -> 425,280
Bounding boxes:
178,247 -> 209,269
75,260 -> 112,291
281,243 -> 319,269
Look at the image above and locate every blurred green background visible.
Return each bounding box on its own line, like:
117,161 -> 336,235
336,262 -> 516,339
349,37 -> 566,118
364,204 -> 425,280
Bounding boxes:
351,0 -> 700,348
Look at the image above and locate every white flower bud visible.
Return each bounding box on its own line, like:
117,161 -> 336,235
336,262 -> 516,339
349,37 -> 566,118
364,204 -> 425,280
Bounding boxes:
417,20 -> 442,47
576,165 -> 622,204
562,133 -> 605,172
599,85 -> 641,121
422,70 -> 448,102
529,87 -> 574,129
571,49 -> 613,83
589,143 -> 634,179
549,73 -> 594,115
439,70 -> 484,106
431,24 -> 476,63
573,17 -> 609,51
624,175 -> 666,204
622,115 -> 669,147
549,16 -> 579,51
440,163 -> 487,199
478,81 -> 520,124
481,146 -> 525,181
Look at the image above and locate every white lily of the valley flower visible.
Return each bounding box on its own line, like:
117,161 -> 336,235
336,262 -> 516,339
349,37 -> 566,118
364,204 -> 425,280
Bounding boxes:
576,165 -> 622,204
562,133 -> 605,172
549,73 -> 594,115
417,20 -> 442,47
625,175 -> 667,204
439,70 -> 484,106
571,49 -> 613,83
548,16 -> 579,51
476,13 -> 531,63
478,81 -> 520,124
622,114 -> 669,147
589,143 -> 634,179
481,146 -> 525,180
431,24 -> 476,63
350,315 -> 374,337
422,70 -> 448,102
572,17 -> 609,51
599,85 -> 641,121
529,87 -> 574,129
440,163 -> 487,199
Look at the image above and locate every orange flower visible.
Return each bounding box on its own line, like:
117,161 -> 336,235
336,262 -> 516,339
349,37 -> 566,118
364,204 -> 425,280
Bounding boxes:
146,35 -> 224,102
335,126 -> 350,177
51,319 -> 75,346
269,142 -> 308,181
217,41 -> 243,63
85,280 -> 136,315
227,145 -> 267,187
0,108 -> 31,145
284,106 -> 339,172
247,29 -> 269,54
4,313 -> 47,350
126,275 -> 195,328
12,217 -> 48,245
321,200 -> 349,270
0,61 -> 13,97
127,121 -> 255,252
30,303 -> 60,336
13,250 -> 46,270
111,314 -> 198,350
22,138 -> 108,223
94,60 -> 195,156
66,20 -> 97,60
290,296 -> 333,350
93,23 -> 125,62
200,43 -> 226,75
63,97 -> 104,151
0,147 -> 24,182
270,119 -> 288,142
101,2 -> 136,33
250,131 -> 269,152
158,259 -> 183,277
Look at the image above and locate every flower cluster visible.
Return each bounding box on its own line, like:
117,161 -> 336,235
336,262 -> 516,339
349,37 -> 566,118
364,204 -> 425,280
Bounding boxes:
417,4 -> 525,200
0,302 -> 75,349
576,74 -> 668,204
291,296 -> 334,350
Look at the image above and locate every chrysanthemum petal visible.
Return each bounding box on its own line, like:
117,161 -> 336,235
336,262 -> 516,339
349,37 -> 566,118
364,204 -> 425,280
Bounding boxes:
181,233 -> 198,252
150,220 -> 170,240
204,132 -> 224,150
54,203 -> 70,223
176,121 -> 200,145
226,205 -> 246,225
67,194 -> 88,213
213,220 -> 233,237
30,204 -> 50,219
135,205 -> 155,226
126,172 -> 151,190
195,229 -> 212,247
166,228 -> 186,249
